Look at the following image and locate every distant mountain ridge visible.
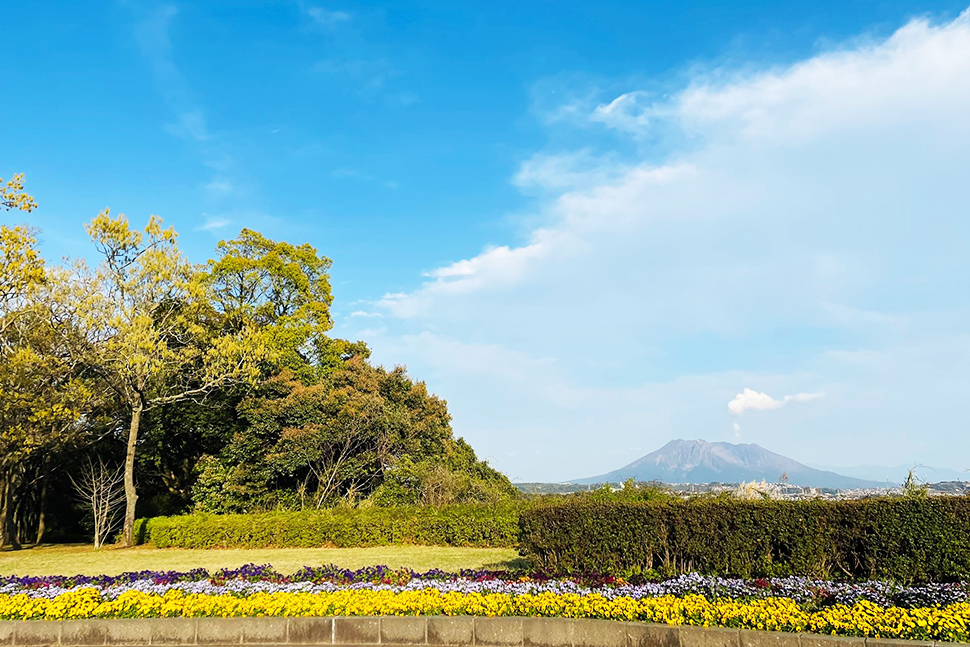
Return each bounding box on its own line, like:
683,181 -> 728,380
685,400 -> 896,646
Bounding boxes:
807,463 -> 970,484
571,439 -> 885,489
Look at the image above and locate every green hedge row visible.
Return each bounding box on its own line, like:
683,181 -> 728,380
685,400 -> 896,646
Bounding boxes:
134,504 -> 519,549
518,497 -> 970,581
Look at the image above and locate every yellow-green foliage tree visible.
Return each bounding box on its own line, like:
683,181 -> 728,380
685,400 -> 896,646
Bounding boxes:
0,174 -> 94,547
0,174 -> 37,213
0,174 -> 44,333
70,210 -> 270,546
206,228 -> 334,373
0,175 -> 43,546
0,315 -> 96,547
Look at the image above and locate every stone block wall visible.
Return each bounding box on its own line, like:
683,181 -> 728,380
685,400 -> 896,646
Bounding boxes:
0,617 -> 963,647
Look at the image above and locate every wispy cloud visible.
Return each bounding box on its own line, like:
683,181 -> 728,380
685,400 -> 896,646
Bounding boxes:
331,168 -> 372,180
204,179 -> 235,199
135,5 -> 210,143
195,216 -> 231,232
330,168 -> 399,190
305,6 -> 351,28
313,58 -> 394,91
591,91 -> 654,134
303,6 -> 417,104
132,4 -> 248,210
163,108 -> 210,143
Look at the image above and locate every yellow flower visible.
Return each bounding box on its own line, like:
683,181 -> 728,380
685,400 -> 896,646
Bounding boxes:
0,589 -> 968,642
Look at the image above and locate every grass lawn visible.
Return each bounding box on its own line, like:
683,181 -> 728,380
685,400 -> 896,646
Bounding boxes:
0,544 -> 524,576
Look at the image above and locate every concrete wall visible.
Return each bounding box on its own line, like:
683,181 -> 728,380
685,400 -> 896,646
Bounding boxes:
0,617 -> 960,647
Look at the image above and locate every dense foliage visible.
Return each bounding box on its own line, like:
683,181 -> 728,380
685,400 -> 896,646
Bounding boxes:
519,497 -> 970,581
0,173 -> 513,548
184,361 -> 515,514
133,504 -> 519,548
3,566 -> 970,640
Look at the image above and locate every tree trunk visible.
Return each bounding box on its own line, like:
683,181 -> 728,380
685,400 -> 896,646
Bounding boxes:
0,475 -> 8,548
35,468 -> 48,545
13,496 -> 23,548
2,473 -> 21,550
122,401 -> 143,547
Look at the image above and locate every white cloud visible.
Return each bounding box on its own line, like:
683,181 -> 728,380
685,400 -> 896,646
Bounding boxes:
373,10 -> 970,334
674,11 -> 970,143
378,237 -> 565,318
306,7 -> 351,27
348,10 -> 970,480
727,388 -> 823,415
204,179 -> 234,199
196,217 -> 230,231
785,392 -> 823,404
514,150 -> 628,192
728,389 -> 785,414
586,10 -> 970,144
591,91 -> 653,134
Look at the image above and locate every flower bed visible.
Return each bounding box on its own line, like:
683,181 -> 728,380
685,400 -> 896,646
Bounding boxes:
1,566 -> 969,642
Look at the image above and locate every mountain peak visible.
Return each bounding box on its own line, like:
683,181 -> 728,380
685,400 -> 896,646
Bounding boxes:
571,439 -> 883,489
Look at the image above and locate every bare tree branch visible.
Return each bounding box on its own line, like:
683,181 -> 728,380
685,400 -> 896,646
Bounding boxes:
69,458 -> 126,549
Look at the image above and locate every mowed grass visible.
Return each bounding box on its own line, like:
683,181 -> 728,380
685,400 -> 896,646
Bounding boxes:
0,544 -> 524,576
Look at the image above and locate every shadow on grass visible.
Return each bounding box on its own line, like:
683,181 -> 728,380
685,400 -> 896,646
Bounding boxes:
0,543 -> 97,553
481,556 -> 533,571
0,544 -> 37,552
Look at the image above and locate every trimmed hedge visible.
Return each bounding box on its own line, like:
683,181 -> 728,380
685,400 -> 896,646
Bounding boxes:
518,497 -> 970,581
134,504 -> 519,549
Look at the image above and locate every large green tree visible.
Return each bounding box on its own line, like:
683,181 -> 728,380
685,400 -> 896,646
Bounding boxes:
206,228 -> 334,374
69,211 -> 269,546
131,229 -> 340,515
191,356 -> 515,512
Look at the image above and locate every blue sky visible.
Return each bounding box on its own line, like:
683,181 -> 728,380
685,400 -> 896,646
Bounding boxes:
4,1 -> 970,481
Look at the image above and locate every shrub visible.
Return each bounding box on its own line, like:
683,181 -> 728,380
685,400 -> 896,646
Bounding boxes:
134,504 -> 519,548
518,497 -> 970,581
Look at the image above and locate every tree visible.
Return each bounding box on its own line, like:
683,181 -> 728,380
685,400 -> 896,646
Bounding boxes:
0,174 -> 37,213
206,228 -> 333,374
191,357 -> 516,512
261,371 -> 392,508
0,309 -> 97,547
70,210 -> 268,546
0,173 -> 44,337
131,231 -> 344,516
69,458 -> 126,549
0,174 -> 65,548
